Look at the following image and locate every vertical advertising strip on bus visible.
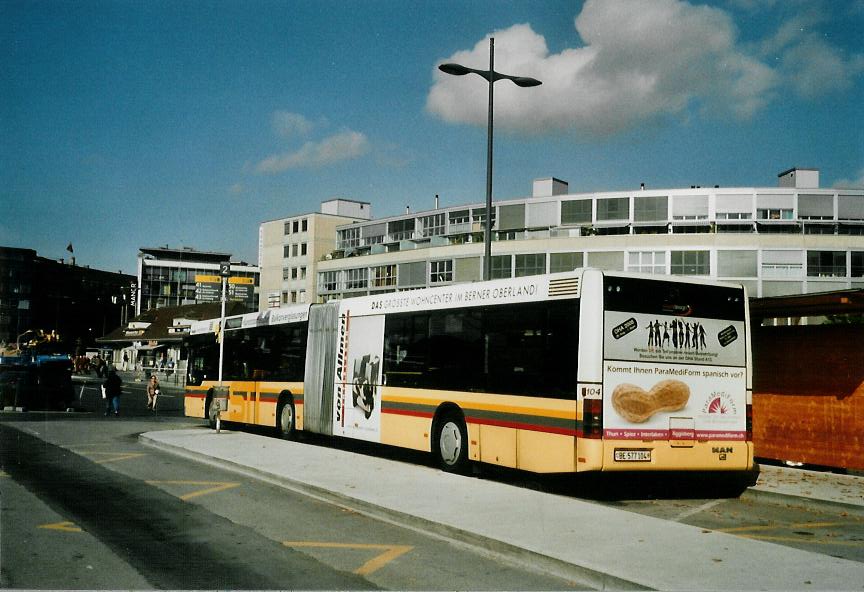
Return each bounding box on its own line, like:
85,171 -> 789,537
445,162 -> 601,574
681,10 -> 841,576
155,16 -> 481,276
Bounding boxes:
332,311 -> 385,442
602,289 -> 747,443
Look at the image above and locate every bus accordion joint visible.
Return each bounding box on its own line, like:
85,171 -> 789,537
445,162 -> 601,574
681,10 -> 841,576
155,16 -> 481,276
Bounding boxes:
582,398 -> 603,439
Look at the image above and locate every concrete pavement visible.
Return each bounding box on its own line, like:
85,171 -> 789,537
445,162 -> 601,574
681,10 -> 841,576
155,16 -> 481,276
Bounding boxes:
141,427 -> 864,591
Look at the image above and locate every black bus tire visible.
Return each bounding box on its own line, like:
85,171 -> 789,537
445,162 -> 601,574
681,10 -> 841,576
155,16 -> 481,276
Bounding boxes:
433,411 -> 469,474
276,398 -> 296,440
206,394 -> 218,430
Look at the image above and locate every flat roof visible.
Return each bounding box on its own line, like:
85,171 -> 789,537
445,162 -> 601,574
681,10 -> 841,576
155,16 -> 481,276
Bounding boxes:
750,289 -> 864,319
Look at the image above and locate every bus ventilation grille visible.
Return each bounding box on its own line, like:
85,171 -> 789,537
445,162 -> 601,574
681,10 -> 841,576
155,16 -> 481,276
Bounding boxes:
548,277 -> 580,297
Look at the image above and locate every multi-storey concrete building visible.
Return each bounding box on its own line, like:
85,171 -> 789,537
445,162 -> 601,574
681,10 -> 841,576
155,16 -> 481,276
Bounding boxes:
258,198 -> 371,309
308,168 -> 864,301
136,247 -> 259,315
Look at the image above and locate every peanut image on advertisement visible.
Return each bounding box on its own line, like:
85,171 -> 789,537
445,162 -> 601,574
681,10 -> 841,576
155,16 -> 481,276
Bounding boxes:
611,379 -> 690,423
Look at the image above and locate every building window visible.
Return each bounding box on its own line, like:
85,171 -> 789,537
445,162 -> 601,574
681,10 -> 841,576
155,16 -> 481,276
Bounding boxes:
550,252 -> 583,273
852,252 -> 864,277
430,260 -> 453,284
282,267 -> 291,280
597,197 -> 629,221
293,220 -> 299,233
420,213 -> 445,237
807,251 -> 846,277
284,222 -> 291,235
628,251 -> 666,274
320,271 -> 340,292
671,251 -> 709,275
449,210 -> 470,226
299,267 -> 306,280
716,212 -> 752,220
561,200 -> 592,225
291,268 -> 298,280
515,254 -> 546,277
338,227 -> 360,250
472,207 -> 496,227
388,219 -> 415,242
372,265 -> 397,288
301,243 -> 307,256
757,208 -> 794,220
283,245 -> 291,258
301,219 -> 308,232
346,268 -> 368,290
292,244 -> 298,257
634,196 -> 668,222
490,255 -> 511,279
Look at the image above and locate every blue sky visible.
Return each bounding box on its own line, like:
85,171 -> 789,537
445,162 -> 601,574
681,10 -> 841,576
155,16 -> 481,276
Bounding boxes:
3,0 -> 863,275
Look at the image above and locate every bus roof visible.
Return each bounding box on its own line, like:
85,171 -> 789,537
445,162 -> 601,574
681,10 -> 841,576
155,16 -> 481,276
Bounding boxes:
188,303 -> 311,336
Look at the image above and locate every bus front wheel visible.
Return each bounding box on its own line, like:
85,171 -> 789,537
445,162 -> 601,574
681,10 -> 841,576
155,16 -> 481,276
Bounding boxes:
276,399 -> 296,440
434,412 -> 469,474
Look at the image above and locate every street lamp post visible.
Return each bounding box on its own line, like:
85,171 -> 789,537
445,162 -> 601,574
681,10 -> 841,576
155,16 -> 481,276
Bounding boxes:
439,37 -> 541,281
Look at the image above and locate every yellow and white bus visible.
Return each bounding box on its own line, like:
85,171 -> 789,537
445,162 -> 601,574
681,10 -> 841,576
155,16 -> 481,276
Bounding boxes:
185,269 -> 754,475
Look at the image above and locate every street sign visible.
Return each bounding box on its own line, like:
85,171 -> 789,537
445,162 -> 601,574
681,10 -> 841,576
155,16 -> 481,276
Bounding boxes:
219,262 -> 231,277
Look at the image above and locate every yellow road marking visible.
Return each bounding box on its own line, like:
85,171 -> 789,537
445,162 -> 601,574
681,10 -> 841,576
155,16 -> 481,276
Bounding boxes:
81,452 -> 147,464
718,521 -> 845,534
738,534 -> 864,547
283,541 -> 413,575
146,480 -> 241,501
716,524 -> 778,533
38,521 -> 82,533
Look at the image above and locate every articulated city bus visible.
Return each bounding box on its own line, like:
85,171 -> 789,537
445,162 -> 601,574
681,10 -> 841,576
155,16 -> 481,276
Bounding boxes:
184,269 -> 753,475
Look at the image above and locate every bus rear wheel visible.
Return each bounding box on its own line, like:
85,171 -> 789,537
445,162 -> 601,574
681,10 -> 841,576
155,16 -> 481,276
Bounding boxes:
206,395 -> 218,430
276,399 -> 296,440
434,412 -> 469,474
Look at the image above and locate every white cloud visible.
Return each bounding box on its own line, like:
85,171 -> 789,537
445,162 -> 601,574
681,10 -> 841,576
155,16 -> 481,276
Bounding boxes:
427,0 -> 860,136
758,9 -> 864,99
228,183 -> 245,195
833,168 -> 864,189
271,111 -> 318,138
256,131 -> 370,174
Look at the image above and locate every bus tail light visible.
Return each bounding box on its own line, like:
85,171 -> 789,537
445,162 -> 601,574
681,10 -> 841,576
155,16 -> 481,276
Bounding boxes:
746,403 -> 753,441
582,398 -> 603,439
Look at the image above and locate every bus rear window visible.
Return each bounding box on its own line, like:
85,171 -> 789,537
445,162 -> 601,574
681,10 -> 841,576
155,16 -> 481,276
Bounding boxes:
604,276 -> 745,321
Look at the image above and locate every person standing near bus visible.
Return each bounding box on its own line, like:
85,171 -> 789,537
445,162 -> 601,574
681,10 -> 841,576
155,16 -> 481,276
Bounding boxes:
146,374 -> 160,410
103,367 -> 122,416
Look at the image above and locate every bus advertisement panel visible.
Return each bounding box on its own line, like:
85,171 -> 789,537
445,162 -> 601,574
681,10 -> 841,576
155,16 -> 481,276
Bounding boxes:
602,303 -> 748,443
333,312 -> 384,442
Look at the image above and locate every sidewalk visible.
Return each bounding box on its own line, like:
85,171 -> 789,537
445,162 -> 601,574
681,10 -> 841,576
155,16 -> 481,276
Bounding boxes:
748,463 -> 864,511
141,428 -> 864,590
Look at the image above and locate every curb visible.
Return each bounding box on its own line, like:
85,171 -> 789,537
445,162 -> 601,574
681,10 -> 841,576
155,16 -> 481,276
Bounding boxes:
139,432 -> 649,591
741,487 -> 864,518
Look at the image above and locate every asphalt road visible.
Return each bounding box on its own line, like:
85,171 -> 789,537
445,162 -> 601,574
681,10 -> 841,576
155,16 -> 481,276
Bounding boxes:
0,414 -> 581,590
2,410 -> 862,590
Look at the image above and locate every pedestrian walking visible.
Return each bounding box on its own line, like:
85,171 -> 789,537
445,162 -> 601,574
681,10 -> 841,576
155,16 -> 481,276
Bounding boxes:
146,374 -> 160,411
122,351 -> 129,371
103,367 -> 122,416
